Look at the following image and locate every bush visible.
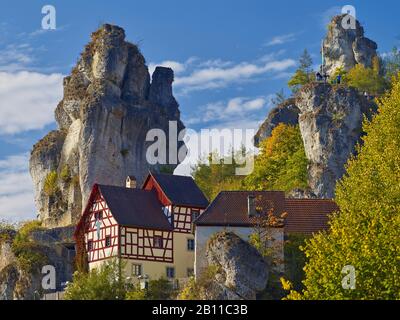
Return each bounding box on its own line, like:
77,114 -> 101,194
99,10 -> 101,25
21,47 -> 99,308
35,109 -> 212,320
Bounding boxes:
64,259 -> 127,300
60,165 -> 71,182
344,57 -> 388,95
11,220 -> 47,272
43,171 -> 58,196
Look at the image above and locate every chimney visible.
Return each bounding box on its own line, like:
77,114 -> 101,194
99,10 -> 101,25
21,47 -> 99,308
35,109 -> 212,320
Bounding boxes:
247,195 -> 256,217
126,176 -> 137,189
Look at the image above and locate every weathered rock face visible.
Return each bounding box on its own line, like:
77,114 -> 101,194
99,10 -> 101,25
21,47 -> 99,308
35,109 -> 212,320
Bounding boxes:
296,83 -> 376,198
322,14 -> 378,75
254,98 -> 299,146
204,232 -> 268,300
30,24 -> 185,228
0,227 -> 75,300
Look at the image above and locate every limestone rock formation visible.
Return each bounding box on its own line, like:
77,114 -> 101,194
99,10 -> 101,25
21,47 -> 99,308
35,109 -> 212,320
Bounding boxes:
30,24 -> 185,228
254,98 -> 299,146
204,232 -> 268,300
296,83 -> 376,198
322,14 -> 378,76
0,227 -> 75,300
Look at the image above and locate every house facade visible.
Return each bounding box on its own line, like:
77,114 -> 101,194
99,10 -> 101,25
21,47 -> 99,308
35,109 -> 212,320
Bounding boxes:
76,172 -> 209,283
194,191 -> 338,278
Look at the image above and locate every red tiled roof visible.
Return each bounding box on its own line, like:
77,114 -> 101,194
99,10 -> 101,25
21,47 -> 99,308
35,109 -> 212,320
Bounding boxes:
285,199 -> 338,235
195,192 -> 338,235
194,191 -> 286,227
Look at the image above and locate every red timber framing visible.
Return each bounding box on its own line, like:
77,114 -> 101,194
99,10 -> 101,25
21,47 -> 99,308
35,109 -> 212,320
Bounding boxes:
120,226 -> 173,262
85,190 -> 119,263
142,174 -> 205,234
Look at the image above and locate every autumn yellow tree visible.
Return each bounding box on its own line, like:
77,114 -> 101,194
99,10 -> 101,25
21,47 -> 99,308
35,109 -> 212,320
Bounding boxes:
243,124 -> 308,193
344,56 -> 388,95
286,74 -> 400,300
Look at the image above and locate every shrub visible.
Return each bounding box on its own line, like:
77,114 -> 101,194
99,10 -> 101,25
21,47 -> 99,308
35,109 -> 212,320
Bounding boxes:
11,221 -> 46,272
43,171 -> 58,196
64,259 -> 127,300
344,56 -> 388,95
60,165 -> 71,182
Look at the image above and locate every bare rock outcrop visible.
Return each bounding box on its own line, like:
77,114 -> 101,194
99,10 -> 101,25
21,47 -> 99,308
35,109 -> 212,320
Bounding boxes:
30,24 -> 185,228
254,98 -> 299,146
204,232 -> 268,300
296,83 -> 376,198
322,14 -> 378,75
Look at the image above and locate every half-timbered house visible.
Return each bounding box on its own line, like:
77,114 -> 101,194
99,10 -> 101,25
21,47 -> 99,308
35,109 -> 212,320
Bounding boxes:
76,172 -> 209,283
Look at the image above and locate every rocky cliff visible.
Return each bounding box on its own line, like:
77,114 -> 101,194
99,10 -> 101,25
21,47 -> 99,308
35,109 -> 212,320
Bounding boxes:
30,24 -> 185,228
254,98 -> 299,147
203,232 -> 268,300
0,227 -> 75,300
255,15 -> 379,198
322,14 -> 378,75
296,83 -> 376,198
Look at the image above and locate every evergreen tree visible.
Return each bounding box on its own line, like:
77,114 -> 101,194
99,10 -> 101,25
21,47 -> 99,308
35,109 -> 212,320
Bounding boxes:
288,49 -> 314,92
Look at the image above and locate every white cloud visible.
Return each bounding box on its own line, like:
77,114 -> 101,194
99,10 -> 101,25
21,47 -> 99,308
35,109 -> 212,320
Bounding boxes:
265,33 -> 296,47
0,71 -> 63,134
0,153 -> 36,221
186,96 -> 273,125
175,59 -> 295,93
148,60 -> 186,76
0,43 -> 35,72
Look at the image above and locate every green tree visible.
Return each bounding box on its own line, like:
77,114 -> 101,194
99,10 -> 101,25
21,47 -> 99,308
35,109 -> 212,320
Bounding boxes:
192,149 -> 247,201
64,259 -> 127,300
345,56 -> 388,95
287,74 -> 400,300
288,49 -> 313,92
243,124 -> 308,193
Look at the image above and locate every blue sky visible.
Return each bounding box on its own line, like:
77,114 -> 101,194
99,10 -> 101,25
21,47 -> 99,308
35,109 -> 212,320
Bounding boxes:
0,0 -> 399,220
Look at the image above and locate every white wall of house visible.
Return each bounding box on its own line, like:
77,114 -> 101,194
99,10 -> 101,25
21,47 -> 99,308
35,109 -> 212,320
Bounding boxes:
194,226 -> 284,279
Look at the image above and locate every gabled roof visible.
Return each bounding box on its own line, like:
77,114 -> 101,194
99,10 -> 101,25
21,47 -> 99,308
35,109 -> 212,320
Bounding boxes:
144,172 -> 209,208
284,198 -> 338,235
98,184 -> 172,231
195,191 -> 286,227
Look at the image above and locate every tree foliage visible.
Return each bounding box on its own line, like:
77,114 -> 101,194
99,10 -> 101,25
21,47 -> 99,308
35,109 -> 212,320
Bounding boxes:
243,124 -> 308,193
344,56 -> 387,95
64,259 -> 127,300
288,49 -> 314,92
287,74 -> 400,300
192,150 -> 246,201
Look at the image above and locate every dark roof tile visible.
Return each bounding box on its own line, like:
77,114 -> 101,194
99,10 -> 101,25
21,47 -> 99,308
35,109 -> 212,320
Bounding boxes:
150,172 -> 209,208
98,185 -> 172,230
